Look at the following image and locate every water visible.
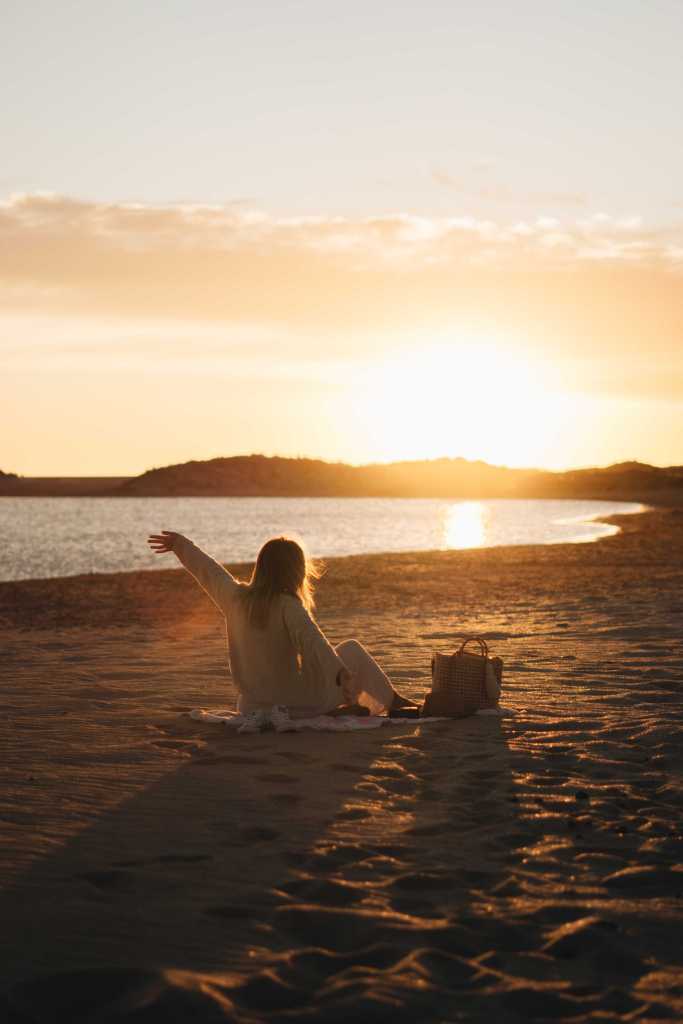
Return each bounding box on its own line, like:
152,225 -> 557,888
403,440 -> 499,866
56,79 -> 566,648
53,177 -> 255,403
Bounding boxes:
0,497 -> 646,582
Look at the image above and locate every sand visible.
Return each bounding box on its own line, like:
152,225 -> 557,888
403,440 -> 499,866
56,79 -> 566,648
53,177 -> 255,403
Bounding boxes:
1,506 -> 682,1022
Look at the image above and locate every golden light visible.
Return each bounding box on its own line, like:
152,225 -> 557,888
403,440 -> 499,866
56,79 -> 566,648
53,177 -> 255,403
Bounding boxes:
443,501 -> 487,549
352,333 -> 574,468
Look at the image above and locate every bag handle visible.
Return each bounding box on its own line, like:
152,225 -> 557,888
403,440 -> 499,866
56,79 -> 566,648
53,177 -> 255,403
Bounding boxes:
431,636 -> 489,678
457,636 -> 489,658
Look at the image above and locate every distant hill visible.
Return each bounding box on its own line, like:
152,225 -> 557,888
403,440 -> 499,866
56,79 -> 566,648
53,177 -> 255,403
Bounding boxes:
2,455 -> 681,502
116,454 -> 542,498
116,454 -> 683,502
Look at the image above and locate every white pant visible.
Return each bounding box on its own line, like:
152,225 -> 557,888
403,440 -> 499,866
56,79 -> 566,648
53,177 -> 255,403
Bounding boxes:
334,639 -> 395,716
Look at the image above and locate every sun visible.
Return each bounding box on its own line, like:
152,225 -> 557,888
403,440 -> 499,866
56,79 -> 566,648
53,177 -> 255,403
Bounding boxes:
351,333 -> 573,468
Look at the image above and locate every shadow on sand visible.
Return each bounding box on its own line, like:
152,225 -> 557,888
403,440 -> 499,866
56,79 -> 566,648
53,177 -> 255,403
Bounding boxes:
0,709 -> 530,1022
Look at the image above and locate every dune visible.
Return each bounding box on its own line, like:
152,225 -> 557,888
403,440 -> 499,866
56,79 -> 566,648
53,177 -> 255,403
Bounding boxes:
1,505 -> 682,1021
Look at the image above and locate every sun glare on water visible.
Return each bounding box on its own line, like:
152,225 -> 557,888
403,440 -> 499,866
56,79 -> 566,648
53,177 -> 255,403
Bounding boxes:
443,501 -> 487,549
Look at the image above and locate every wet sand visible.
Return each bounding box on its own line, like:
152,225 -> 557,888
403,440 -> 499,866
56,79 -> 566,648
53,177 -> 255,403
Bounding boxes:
1,506 -> 683,1022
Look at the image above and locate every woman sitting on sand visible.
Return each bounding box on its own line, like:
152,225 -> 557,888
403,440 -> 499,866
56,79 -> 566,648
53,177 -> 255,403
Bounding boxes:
147,531 -> 416,730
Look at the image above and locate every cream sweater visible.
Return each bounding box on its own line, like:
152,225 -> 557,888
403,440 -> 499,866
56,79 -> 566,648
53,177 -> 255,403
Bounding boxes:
174,536 -> 346,716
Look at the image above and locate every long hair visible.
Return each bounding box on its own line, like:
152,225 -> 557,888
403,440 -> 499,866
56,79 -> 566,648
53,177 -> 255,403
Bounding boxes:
237,536 -> 322,629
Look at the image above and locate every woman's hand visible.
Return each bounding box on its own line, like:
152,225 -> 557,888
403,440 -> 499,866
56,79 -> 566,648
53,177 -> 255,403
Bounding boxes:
147,530 -> 183,555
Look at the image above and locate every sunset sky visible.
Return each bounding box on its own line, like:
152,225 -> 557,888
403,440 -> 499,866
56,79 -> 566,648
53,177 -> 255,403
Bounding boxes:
2,0 -> 683,475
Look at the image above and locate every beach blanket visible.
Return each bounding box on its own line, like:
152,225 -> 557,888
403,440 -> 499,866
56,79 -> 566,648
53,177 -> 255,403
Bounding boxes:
189,708 -> 393,731
188,706 -> 511,732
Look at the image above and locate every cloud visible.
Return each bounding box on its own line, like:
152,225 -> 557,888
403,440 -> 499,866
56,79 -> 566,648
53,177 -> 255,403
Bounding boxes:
2,190 -> 681,331
1,191 -> 683,405
2,190 -> 680,271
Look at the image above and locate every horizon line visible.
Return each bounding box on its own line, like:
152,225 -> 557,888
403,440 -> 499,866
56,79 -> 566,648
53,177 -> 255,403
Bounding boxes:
3,453 -> 677,480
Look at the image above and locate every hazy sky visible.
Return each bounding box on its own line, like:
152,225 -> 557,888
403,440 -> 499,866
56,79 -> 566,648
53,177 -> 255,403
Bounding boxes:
2,1 -> 683,474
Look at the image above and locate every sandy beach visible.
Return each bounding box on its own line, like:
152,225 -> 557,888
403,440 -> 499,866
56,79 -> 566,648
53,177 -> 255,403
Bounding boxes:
2,505 -> 683,1022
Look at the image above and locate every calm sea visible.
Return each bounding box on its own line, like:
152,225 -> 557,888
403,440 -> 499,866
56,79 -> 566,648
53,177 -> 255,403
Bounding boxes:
0,497 -> 645,583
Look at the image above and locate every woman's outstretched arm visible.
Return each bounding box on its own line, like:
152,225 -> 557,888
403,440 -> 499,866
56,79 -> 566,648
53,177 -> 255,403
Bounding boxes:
147,530 -> 238,614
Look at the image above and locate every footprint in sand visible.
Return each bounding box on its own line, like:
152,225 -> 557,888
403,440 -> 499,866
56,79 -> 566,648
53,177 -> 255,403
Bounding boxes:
335,807 -> 372,821
391,871 -> 455,892
275,903 -> 463,956
306,844 -> 377,868
278,878 -> 361,907
370,775 -> 416,795
228,972 -> 309,1013
113,854 -> 211,867
151,739 -> 199,751
194,754 -> 269,766
274,905 -> 382,951
155,854 -> 211,864
373,843 -> 412,859
4,969 -> 237,1022
204,904 -> 256,921
602,865 -> 683,895
281,850 -> 310,867
275,751 -> 314,763
391,895 -> 439,915
77,869 -> 137,892
282,944 -> 403,982
406,821 -> 452,837
241,826 -> 280,842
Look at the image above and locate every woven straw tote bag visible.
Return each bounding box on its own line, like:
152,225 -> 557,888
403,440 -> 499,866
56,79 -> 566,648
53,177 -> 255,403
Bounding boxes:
422,637 -> 502,718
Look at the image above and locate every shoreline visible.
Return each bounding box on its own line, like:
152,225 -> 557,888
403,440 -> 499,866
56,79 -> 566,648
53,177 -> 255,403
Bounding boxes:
556,500 -> 649,544
2,501 -> 682,1019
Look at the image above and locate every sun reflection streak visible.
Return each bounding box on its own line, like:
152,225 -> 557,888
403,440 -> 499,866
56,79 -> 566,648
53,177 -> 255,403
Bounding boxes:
444,501 -> 487,549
